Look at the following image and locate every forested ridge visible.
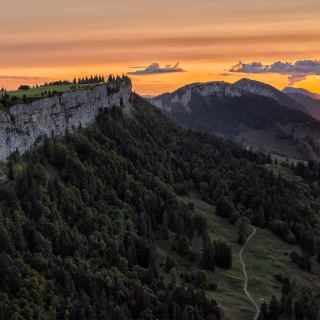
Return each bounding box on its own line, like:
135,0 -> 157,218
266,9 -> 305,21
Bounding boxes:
1,93 -> 320,319
153,86 -> 320,162
234,78 -> 307,113
157,91 -> 320,139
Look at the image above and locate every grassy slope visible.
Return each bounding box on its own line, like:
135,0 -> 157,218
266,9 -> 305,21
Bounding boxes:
156,189 -> 320,320
234,122 -> 320,162
5,84 -> 97,98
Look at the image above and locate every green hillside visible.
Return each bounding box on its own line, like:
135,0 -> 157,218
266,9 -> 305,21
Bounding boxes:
5,84 -> 97,98
153,84 -> 320,162
1,94 -> 320,319
176,190 -> 320,320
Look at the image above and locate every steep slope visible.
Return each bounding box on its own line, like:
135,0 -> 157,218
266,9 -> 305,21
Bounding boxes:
2,93 -> 320,320
151,81 -> 320,161
0,78 -> 131,161
285,92 -> 320,121
282,87 -> 320,100
234,78 -> 308,113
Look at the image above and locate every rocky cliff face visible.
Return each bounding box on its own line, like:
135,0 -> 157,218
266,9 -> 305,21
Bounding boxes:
235,79 -> 278,100
234,78 -> 308,113
151,81 -> 241,113
0,80 -> 132,161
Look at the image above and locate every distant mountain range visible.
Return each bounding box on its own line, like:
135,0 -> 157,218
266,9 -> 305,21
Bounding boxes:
234,78 -> 308,113
282,87 -> 320,100
284,93 -> 320,122
150,78 -> 320,161
141,94 -> 156,99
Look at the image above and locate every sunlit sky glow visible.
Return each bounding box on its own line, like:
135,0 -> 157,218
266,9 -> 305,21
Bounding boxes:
1,0 -> 320,95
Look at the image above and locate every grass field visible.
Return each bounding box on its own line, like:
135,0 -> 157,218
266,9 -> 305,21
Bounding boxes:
4,84 -> 97,98
156,190 -> 320,320
234,122 -> 320,162
269,154 -> 307,166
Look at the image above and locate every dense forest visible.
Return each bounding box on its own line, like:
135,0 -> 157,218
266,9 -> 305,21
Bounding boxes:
1,93 -> 320,319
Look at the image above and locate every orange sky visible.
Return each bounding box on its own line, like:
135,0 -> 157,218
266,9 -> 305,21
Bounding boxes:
1,0 -> 320,95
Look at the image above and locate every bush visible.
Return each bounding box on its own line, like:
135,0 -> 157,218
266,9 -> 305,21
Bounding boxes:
229,212 -> 238,225
18,85 -> 30,90
289,250 -> 301,264
216,196 -> 235,218
238,233 -> 247,246
184,272 -> 191,283
178,235 -> 190,255
209,282 -> 217,290
195,270 -> 208,289
164,255 -> 177,273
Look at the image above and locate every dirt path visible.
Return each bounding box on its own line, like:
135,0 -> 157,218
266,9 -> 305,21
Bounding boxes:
239,225 -> 260,320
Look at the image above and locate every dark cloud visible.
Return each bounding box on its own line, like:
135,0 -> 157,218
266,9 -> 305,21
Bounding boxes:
127,62 -> 186,75
228,60 -> 320,86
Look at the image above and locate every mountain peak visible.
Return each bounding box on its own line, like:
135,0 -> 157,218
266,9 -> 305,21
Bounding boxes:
234,78 -> 308,113
282,87 -> 320,100
151,81 -> 242,112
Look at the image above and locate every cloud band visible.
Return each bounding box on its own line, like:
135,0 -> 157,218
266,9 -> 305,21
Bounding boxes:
228,60 -> 320,86
127,62 -> 186,75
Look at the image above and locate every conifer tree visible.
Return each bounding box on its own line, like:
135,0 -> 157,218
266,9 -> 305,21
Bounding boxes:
202,241 -> 215,270
163,211 -> 169,240
268,294 -> 280,320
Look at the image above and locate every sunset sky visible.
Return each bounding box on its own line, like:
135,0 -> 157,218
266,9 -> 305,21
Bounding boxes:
1,0 -> 320,95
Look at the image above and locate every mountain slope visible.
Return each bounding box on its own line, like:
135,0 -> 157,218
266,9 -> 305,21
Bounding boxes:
3,89 -> 320,320
2,93 -> 320,319
234,78 -> 308,113
282,87 -> 320,100
151,81 -> 320,161
285,92 -> 320,121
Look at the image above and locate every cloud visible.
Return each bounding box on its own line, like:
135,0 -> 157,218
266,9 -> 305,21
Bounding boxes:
128,66 -> 147,68
127,62 -> 186,75
228,60 -> 320,86
0,75 -> 53,83
219,72 -> 234,77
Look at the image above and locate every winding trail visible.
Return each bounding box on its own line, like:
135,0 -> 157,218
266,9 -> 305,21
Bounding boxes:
239,225 -> 260,320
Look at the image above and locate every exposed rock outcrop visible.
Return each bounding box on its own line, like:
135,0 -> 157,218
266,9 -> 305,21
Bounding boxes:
151,81 -> 241,113
235,78 -> 308,113
0,80 -> 132,161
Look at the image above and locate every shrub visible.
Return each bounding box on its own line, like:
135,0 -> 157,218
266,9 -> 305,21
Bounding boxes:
178,235 -> 190,255
195,270 -> 208,289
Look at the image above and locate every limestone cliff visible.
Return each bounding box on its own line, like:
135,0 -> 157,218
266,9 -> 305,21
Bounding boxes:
234,78 -> 308,113
0,79 -> 132,161
150,81 -> 241,113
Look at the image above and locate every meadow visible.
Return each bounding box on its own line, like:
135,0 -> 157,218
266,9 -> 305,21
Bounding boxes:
235,122 -> 320,162
156,189 -> 320,320
5,84 -> 97,98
